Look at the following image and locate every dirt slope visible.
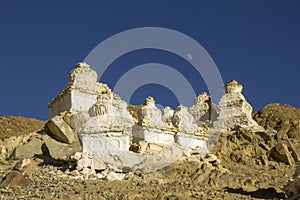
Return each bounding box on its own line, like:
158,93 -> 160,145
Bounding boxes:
0,116 -> 45,140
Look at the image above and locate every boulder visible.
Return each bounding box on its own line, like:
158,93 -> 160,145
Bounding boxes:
0,134 -> 33,160
269,143 -> 296,165
47,113 -> 78,144
9,136 -> 44,160
9,134 -> 82,162
43,137 -> 82,160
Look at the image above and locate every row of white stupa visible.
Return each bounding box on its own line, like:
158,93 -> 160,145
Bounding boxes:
48,63 -> 259,157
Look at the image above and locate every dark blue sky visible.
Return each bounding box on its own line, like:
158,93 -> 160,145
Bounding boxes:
1,1 -> 300,120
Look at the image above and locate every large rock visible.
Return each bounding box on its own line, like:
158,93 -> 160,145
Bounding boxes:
47,112 -> 78,144
0,134 -> 33,160
9,136 -> 44,160
9,133 -> 82,161
42,136 -> 82,160
269,143 -> 296,165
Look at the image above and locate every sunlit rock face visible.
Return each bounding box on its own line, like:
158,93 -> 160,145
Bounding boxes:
213,80 -> 260,129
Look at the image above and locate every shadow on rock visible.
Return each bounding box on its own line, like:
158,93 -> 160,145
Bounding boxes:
34,143 -> 69,171
224,187 -> 286,199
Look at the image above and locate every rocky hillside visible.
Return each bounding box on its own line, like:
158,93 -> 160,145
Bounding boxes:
254,103 -> 300,139
0,116 -> 44,140
0,103 -> 299,199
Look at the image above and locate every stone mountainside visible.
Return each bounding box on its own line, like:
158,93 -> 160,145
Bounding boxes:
254,103 -> 300,139
0,62 -> 300,199
0,116 -> 44,140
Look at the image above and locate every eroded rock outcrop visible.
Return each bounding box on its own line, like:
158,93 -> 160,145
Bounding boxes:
254,103 -> 300,139
9,133 -> 82,162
